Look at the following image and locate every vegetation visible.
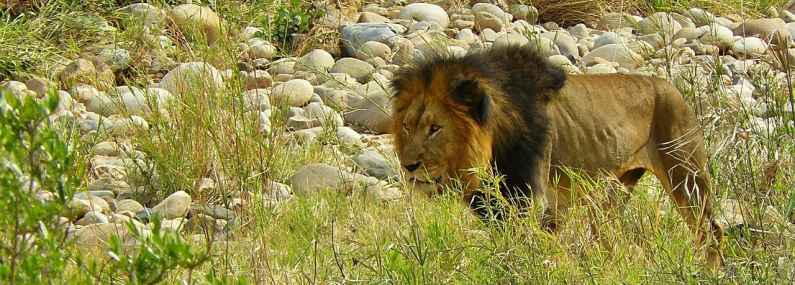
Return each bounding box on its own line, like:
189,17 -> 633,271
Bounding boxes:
0,0 -> 793,284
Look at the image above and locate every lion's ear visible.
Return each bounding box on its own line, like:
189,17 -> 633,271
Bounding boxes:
451,79 -> 492,125
539,66 -> 566,92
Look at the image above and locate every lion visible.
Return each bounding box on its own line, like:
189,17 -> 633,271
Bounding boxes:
390,45 -> 723,269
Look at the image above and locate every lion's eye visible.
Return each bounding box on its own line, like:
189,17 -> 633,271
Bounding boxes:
428,124 -> 442,136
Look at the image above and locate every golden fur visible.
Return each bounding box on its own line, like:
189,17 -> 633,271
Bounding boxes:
390,45 -> 723,269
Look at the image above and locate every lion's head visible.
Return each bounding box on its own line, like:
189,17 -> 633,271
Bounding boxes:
390,46 -> 566,190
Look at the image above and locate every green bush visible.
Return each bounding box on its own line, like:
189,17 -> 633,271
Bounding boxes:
0,90 -> 78,284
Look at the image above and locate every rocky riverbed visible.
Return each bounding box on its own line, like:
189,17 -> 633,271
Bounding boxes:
1,0 -> 794,256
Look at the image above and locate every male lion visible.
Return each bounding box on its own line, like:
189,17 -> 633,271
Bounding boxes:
390,45 -> 722,268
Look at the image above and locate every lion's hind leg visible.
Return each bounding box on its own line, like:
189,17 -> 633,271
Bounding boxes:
652,148 -> 723,270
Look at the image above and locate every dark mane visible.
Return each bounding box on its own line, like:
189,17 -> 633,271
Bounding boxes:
391,45 -> 567,217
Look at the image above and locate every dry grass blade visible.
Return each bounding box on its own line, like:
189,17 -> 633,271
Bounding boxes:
531,0 -> 645,26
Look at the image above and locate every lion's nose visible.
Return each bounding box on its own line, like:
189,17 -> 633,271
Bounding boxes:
403,161 -> 422,172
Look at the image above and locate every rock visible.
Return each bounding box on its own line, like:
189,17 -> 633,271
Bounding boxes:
473,3 -> 509,32
117,3 -> 164,28
356,41 -> 392,60
297,49 -> 335,71
509,4 -> 537,23
456,28 -> 478,44
548,54 -> 573,68
358,11 -> 389,23
714,199 -> 744,230
98,48 -> 131,71
673,27 -> 705,41
67,199 -> 92,220
732,37 -> 768,57
398,3 -> 449,28
734,18 -> 788,40
639,12 -> 682,37
161,218 -> 186,233
541,31 -> 579,58
340,23 -> 401,57
688,8 -> 715,26
267,59 -> 295,75
159,62 -> 224,96
84,91 -> 115,117
330,58 -> 375,83
168,4 -> 222,44
24,77 -> 53,97
353,150 -> 396,179
54,90 -> 73,113
582,44 -> 643,68
93,141 -> 120,157
303,102 -> 343,127
241,26 -> 263,40
598,12 -> 637,30
493,33 -> 528,48
244,70 -> 272,90
343,92 -> 391,134
74,195 -> 111,214
0,81 -> 33,98
151,190 -> 192,219
247,38 -> 277,60
292,127 -> 323,144
699,24 -> 734,48
336,126 -> 363,146
115,86 -> 150,116
527,36 -> 561,57
192,205 -> 234,220
241,89 -> 271,112
87,178 -> 131,195
116,199 -> 144,213
72,223 -> 137,249
108,115 -> 149,136
289,163 -> 377,195
76,211 -> 109,226
593,32 -> 624,49
271,79 -> 313,107
587,63 -> 618,74
59,58 -> 115,91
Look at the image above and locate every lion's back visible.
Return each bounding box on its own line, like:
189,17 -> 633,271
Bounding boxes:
547,74 -> 671,172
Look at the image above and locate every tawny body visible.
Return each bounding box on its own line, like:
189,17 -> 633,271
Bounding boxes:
541,74 -> 719,265
390,45 -> 722,270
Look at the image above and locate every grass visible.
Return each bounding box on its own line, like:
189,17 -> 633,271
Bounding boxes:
1,0 -> 794,284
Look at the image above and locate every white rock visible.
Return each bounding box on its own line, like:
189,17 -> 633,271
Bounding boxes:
297,49 -> 335,71
271,79 -> 313,107
168,4 -> 222,44
159,62 -> 224,95
336,126 -> 363,146
116,199 -> 144,213
639,12 -> 682,37
247,38 -> 277,60
473,3 -> 509,32
699,24 -> 734,48
304,102 -> 343,127
76,211 -> 109,225
330,58 -> 375,83
582,44 -> 643,68
151,190 -> 191,219
732,37 -> 768,57
115,86 -> 150,116
242,89 -> 271,112
398,3 -> 449,28
242,26 -> 263,40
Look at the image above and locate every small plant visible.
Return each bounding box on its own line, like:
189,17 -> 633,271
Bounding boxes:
258,0 -> 322,51
100,216 -> 213,285
0,90 -> 79,284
